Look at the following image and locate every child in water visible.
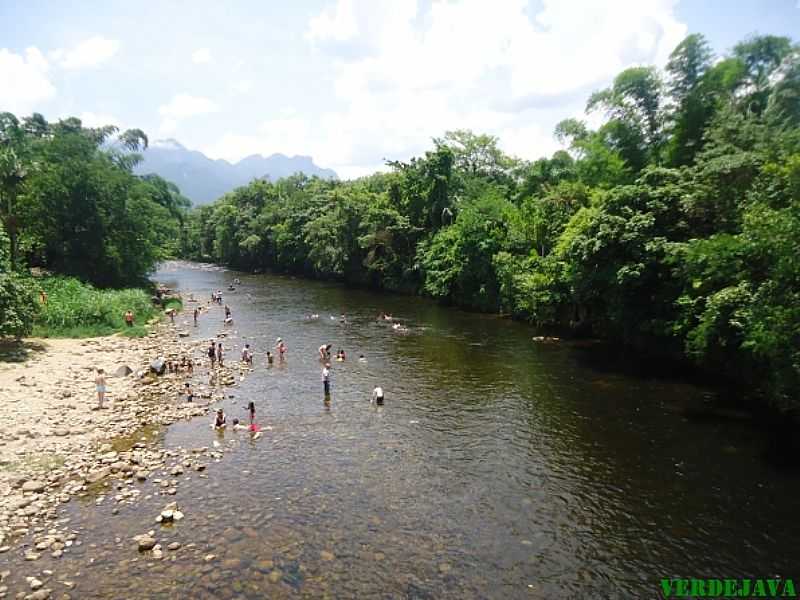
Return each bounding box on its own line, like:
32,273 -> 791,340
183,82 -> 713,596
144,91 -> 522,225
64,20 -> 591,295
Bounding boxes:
266,351 -> 274,365
336,348 -> 346,361
214,408 -> 226,428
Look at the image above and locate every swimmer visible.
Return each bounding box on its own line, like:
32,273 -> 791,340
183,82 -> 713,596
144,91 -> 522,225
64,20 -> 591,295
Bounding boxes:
358,354 -> 367,362
336,348 -> 346,361
232,418 -> 248,431
319,343 -> 332,360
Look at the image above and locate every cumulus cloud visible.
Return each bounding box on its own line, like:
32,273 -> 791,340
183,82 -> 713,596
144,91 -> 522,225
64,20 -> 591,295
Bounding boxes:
158,94 -> 218,136
205,0 -> 687,178
53,36 -> 120,69
0,47 -> 55,115
78,111 -> 122,128
159,94 -> 218,119
299,0 -> 687,175
192,48 -> 212,64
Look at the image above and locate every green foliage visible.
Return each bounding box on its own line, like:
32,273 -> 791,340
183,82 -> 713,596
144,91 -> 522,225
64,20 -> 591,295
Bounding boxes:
0,272 -> 38,338
0,112 -> 188,286
33,276 -> 157,338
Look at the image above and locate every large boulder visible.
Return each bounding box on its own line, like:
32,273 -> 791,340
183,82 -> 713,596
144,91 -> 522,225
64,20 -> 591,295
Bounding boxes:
149,358 -> 166,376
115,365 -> 133,377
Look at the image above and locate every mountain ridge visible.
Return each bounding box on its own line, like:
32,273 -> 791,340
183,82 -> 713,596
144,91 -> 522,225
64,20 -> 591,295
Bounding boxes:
135,139 -> 337,204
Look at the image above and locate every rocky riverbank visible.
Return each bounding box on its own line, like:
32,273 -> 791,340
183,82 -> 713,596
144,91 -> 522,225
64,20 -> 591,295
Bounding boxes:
0,299 -> 250,599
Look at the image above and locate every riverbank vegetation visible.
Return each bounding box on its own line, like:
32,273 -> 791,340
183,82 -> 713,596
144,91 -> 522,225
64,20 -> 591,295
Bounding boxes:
0,113 -> 189,339
181,33 -> 800,409
32,276 -> 161,338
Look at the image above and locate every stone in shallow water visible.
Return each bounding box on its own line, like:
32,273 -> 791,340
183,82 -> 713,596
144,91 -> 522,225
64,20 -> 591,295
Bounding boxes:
137,536 -> 157,551
268,570 -> 283,584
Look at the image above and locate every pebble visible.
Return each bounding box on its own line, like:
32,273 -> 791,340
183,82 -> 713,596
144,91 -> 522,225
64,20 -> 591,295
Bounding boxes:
136,536 -> 157,552
21,481 -> 46,493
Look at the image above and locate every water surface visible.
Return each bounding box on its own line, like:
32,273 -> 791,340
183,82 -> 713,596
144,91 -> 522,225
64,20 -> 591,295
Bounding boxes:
3,262 -> 798,599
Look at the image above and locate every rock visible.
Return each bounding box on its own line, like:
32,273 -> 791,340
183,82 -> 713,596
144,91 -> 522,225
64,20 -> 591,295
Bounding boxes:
320,550 -> 335,561
21,480 -> 46,493
24,551 -> 41,560
178,331 -> 190,338
267,570 -> 282,584
160,510 -> 174,522
149,359 -> 166,376
29,589 -> 52,600
85,467 -> 110,484
52,429 -> 70,437
29,578 -> 44,591
137,536 -> 157,551
170,466 -> 184,476
194,464 -> 206,472
203,554 -> 216,562
135,471 -> 149,482
10,475 -> 28,488
172,511 -> 184,521
438,563 -> 452,574
114,365 -> 133,377
167,542 -> 181,551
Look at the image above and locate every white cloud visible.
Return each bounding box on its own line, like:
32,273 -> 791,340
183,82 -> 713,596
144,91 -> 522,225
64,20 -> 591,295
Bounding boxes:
305,0 -> 359,43
78,111 -> 122,128
159,94 -> 218,119
294,0 -> 687,176
54,36 -> 120,69
191,48 -> 212,64
158,94 -> 218,136
233,80 -> 253,94
203,0 -> 687,178
0,47 -> 55,114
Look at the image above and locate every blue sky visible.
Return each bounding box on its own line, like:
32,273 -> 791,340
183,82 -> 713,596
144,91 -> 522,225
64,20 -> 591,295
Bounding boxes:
1,0 -> 798,178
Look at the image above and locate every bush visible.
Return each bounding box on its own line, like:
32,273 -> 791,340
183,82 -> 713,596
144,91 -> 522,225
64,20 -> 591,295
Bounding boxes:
33,276 -> 158,337
0,273 -> 38,339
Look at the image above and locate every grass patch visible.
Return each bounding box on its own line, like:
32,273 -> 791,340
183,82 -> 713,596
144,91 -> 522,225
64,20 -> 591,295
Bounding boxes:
33,276 -> 161,338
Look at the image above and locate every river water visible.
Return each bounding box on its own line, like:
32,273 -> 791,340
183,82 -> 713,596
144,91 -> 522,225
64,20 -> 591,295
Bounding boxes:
5,261 -> 800,599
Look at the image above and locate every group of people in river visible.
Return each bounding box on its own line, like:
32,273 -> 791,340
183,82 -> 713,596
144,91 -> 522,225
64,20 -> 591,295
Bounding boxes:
175,282 -> 390,434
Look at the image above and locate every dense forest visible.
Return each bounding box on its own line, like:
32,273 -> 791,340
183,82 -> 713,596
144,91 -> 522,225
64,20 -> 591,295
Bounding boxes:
181,33 -> 800,409
0,113 -> 189,337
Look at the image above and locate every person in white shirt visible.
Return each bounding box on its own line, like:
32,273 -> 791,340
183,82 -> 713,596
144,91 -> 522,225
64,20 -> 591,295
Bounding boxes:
322,364 -> 331,396
372,386 -> 384,405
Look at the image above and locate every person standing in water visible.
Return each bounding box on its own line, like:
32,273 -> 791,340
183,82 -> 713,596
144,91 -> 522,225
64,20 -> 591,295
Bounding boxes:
241,344 -> 253,365
275,338 -> 287,361
193,308 -> 199,326
318,343 -> 332,360
208,340 -> 217,368
217,342 -> 224,367
247,401 -> 256,425
185,382 -> 194,402
224,305 -> 231,321
322,363 -> 331,397
372,385 -> 384,406
95,368 -> 107,409
266,351 -> 274,366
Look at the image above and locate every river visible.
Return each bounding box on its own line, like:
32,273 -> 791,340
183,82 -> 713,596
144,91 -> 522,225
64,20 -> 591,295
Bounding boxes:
5,261 -> 799,598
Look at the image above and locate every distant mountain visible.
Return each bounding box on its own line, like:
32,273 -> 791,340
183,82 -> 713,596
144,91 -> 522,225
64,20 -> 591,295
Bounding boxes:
134,139 -> 337,205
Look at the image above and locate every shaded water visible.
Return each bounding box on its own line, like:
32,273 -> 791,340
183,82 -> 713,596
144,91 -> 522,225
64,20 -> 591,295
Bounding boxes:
4,261 -> 799,598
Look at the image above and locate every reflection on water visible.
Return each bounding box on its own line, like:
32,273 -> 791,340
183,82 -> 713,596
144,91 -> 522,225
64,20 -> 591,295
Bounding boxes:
4,261 -> 799,599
